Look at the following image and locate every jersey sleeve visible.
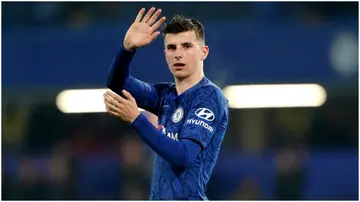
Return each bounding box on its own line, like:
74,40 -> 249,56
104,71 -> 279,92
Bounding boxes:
123,78 -> 171,115
180,89 -> 225,149
106,44 -> 171,115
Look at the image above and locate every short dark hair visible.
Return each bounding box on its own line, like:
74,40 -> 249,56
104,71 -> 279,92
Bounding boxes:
162,15 -> 205,42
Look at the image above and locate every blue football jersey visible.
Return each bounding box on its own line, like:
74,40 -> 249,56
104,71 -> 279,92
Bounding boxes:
124,76 -> 229,200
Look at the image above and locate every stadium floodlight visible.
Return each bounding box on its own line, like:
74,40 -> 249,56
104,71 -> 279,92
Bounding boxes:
223,83 -> 327,109
57,84 -> 327,113
56,88 -> 144,113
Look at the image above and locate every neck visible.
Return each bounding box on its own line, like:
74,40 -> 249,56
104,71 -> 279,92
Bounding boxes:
175,70 -> 204,96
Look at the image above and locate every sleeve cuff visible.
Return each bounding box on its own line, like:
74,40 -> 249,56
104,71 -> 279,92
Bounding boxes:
120,44 -> 136,54
130,113 -> 148,130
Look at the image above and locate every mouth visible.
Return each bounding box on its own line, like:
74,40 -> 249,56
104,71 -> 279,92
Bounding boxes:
173,63 -> 185,70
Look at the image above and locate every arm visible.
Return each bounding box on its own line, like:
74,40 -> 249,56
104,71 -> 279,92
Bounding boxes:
106,46 -> 162,114
106,45 -> 133,92
131,114 -> 202,167
104,89 -> 202,167
104,89 -> 205,167
179,89 -> 226,149
106,7 -> 166,114
131,90 -> 225,167
104,90 -> 201,166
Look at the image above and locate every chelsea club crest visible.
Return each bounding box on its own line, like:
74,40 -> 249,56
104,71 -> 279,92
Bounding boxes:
172,108 -> 184,123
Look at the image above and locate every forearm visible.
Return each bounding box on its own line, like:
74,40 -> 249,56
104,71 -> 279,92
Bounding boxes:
106,45 -> 134,91
106,46 -> 159,113
131,114 -> 202,167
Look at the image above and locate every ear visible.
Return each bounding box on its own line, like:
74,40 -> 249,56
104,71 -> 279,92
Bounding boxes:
200,45 -> 209,61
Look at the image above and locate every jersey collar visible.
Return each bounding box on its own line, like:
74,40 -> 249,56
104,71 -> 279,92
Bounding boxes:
172,77 -> 208,102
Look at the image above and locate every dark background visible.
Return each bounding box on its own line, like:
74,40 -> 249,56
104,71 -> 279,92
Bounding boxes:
2,2 -> 358,200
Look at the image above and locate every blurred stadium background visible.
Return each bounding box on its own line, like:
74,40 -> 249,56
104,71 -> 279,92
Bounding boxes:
2,1 -> 358,200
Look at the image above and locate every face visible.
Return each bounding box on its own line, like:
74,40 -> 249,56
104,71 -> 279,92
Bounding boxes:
164,31 -> 209,80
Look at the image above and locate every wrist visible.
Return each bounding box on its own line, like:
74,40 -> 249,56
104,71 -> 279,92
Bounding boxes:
129,111 -> 141,124
123,42 -> 135,52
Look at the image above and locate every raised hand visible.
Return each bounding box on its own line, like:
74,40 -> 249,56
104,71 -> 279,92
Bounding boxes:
123,7 -> 166,51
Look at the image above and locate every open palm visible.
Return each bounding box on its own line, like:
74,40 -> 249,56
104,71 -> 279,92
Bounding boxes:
123,7 -> 166,51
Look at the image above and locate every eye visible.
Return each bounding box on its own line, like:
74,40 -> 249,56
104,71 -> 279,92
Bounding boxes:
184,44 -> 192,49
167,45 -> 176,51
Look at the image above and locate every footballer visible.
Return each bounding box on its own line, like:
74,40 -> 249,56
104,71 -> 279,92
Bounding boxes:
104,7 -> 229,200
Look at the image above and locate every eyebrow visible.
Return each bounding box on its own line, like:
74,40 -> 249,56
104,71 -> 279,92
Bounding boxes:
182,42 -> 193,46
166,42 -> 194,49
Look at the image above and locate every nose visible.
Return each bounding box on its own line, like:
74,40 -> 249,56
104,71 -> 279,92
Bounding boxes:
174,48 -> 183,60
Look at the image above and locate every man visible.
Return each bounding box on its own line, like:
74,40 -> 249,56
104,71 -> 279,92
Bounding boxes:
104,7 -> 229,200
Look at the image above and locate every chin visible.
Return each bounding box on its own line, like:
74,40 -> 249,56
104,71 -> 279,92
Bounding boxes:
172,71 -> 189,80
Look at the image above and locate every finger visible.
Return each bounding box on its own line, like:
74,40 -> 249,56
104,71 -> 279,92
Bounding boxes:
135,8 -> 145,22
106,91 -> 128,104
105,105 -> 114,113
122,90 -> 136,102
147,8 -> 162,25
141,7 -> 156,23
106,106 -> 120,117
104,95 -> 126,113
107,102 -> 119,113
104,97 -> 117,109
150,16 -> 166,32
104,98 -> 124,113
150,31 -> 160,41
103,93 -> 119,106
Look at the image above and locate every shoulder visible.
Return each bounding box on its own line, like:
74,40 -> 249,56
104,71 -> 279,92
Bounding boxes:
192,80 -> 228,106
188,80 -> 229,120
153,82 -> 176,96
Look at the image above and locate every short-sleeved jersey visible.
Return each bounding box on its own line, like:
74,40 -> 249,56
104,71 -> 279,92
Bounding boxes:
125,77 -> 228,200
